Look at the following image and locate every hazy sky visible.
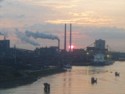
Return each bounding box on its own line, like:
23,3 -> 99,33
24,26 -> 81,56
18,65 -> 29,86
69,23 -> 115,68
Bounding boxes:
0,0 -> 125,52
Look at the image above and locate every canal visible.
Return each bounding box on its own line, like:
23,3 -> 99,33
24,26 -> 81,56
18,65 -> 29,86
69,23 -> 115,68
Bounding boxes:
0,61 -> 125,94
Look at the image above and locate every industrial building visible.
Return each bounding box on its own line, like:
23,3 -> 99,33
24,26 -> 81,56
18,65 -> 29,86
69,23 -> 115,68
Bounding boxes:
0,39 -> 10,50
0,39 -> 11,58
87,39 -> 108,54
95,39 -> 105,50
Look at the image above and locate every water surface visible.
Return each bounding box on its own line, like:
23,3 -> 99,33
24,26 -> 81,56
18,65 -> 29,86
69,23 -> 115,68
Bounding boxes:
0,61 -> 125,94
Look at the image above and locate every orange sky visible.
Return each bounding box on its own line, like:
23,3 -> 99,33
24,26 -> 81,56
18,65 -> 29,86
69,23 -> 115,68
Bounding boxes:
0,0 -> 125,51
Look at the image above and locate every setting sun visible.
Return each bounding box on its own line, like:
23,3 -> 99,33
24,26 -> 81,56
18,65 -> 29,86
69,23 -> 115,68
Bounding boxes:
69,45 -> 75,50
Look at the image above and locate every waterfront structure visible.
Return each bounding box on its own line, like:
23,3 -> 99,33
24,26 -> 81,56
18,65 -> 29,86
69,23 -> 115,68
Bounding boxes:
86,39 -> 114,66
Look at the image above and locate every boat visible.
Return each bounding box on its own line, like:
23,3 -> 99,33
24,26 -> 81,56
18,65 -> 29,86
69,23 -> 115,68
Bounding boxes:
86,39 -> 114,66
92,53 -> 114,66
63,64 -> 72,70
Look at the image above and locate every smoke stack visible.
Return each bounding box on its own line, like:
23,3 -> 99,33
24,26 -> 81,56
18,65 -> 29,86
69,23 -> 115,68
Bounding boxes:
69,23 -> 72,52
57,39 -> 60,51
64,24 -> 67,51
4,35 -> 6,40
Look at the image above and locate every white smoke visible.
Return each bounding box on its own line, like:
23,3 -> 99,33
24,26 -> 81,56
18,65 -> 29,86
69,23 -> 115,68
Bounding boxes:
0,32 -> 4,35
25,30 -> 59,40
0,31 -> 8,39
15,31 -> 40,46
0,32 -> 5,36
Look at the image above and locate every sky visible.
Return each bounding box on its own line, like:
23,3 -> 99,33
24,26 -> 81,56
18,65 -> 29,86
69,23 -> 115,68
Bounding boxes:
0,0 -> 125,52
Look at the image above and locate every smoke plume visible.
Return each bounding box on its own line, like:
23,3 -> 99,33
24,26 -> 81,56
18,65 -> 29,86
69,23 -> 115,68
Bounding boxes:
0,32 -> 4,35
25,30 -> 59,40
0,32 -> 8,39
15,31 -> 40,46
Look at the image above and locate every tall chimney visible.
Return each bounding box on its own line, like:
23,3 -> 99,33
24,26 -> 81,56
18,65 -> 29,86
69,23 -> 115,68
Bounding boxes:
69,23 -> 72,52
4,35 -> 6,40
64,24 -> 67,51
57,39 -> 60,51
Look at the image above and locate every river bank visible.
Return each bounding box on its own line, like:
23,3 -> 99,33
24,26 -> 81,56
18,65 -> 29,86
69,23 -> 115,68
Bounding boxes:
0,67 -> 66,89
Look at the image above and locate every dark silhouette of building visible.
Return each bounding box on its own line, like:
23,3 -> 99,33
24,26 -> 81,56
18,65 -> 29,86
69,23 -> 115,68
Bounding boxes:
0,39 -> 10,50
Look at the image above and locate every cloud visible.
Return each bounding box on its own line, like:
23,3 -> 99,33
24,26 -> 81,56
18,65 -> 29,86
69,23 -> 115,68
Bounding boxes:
18,0 -> 79,9
0,0 -> 124,29
82,26 -> 125,40
0,0 -> 59,28
0,0 -> 4,7
45,11 -> 112,26
0,0 -> 125,51
46,18 -> 111,26
0,19 -> 25,28
0,14 -> 25,19
0,0 -> 4,2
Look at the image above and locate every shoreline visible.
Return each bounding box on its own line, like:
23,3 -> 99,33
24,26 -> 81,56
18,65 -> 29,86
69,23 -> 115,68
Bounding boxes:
0,63 -> 115,89
0,67 -> 66,89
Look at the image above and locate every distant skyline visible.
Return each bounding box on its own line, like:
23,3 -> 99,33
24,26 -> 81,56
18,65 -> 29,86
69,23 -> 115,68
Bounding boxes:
0,0 -> 125,52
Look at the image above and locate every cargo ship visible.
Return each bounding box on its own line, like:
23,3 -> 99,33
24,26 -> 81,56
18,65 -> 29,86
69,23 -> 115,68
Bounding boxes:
86,39 -> 114,66
92,53 -> 114,66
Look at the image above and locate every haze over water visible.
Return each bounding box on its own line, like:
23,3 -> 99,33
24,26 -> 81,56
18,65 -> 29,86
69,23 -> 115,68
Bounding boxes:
0,61 -> 125,94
